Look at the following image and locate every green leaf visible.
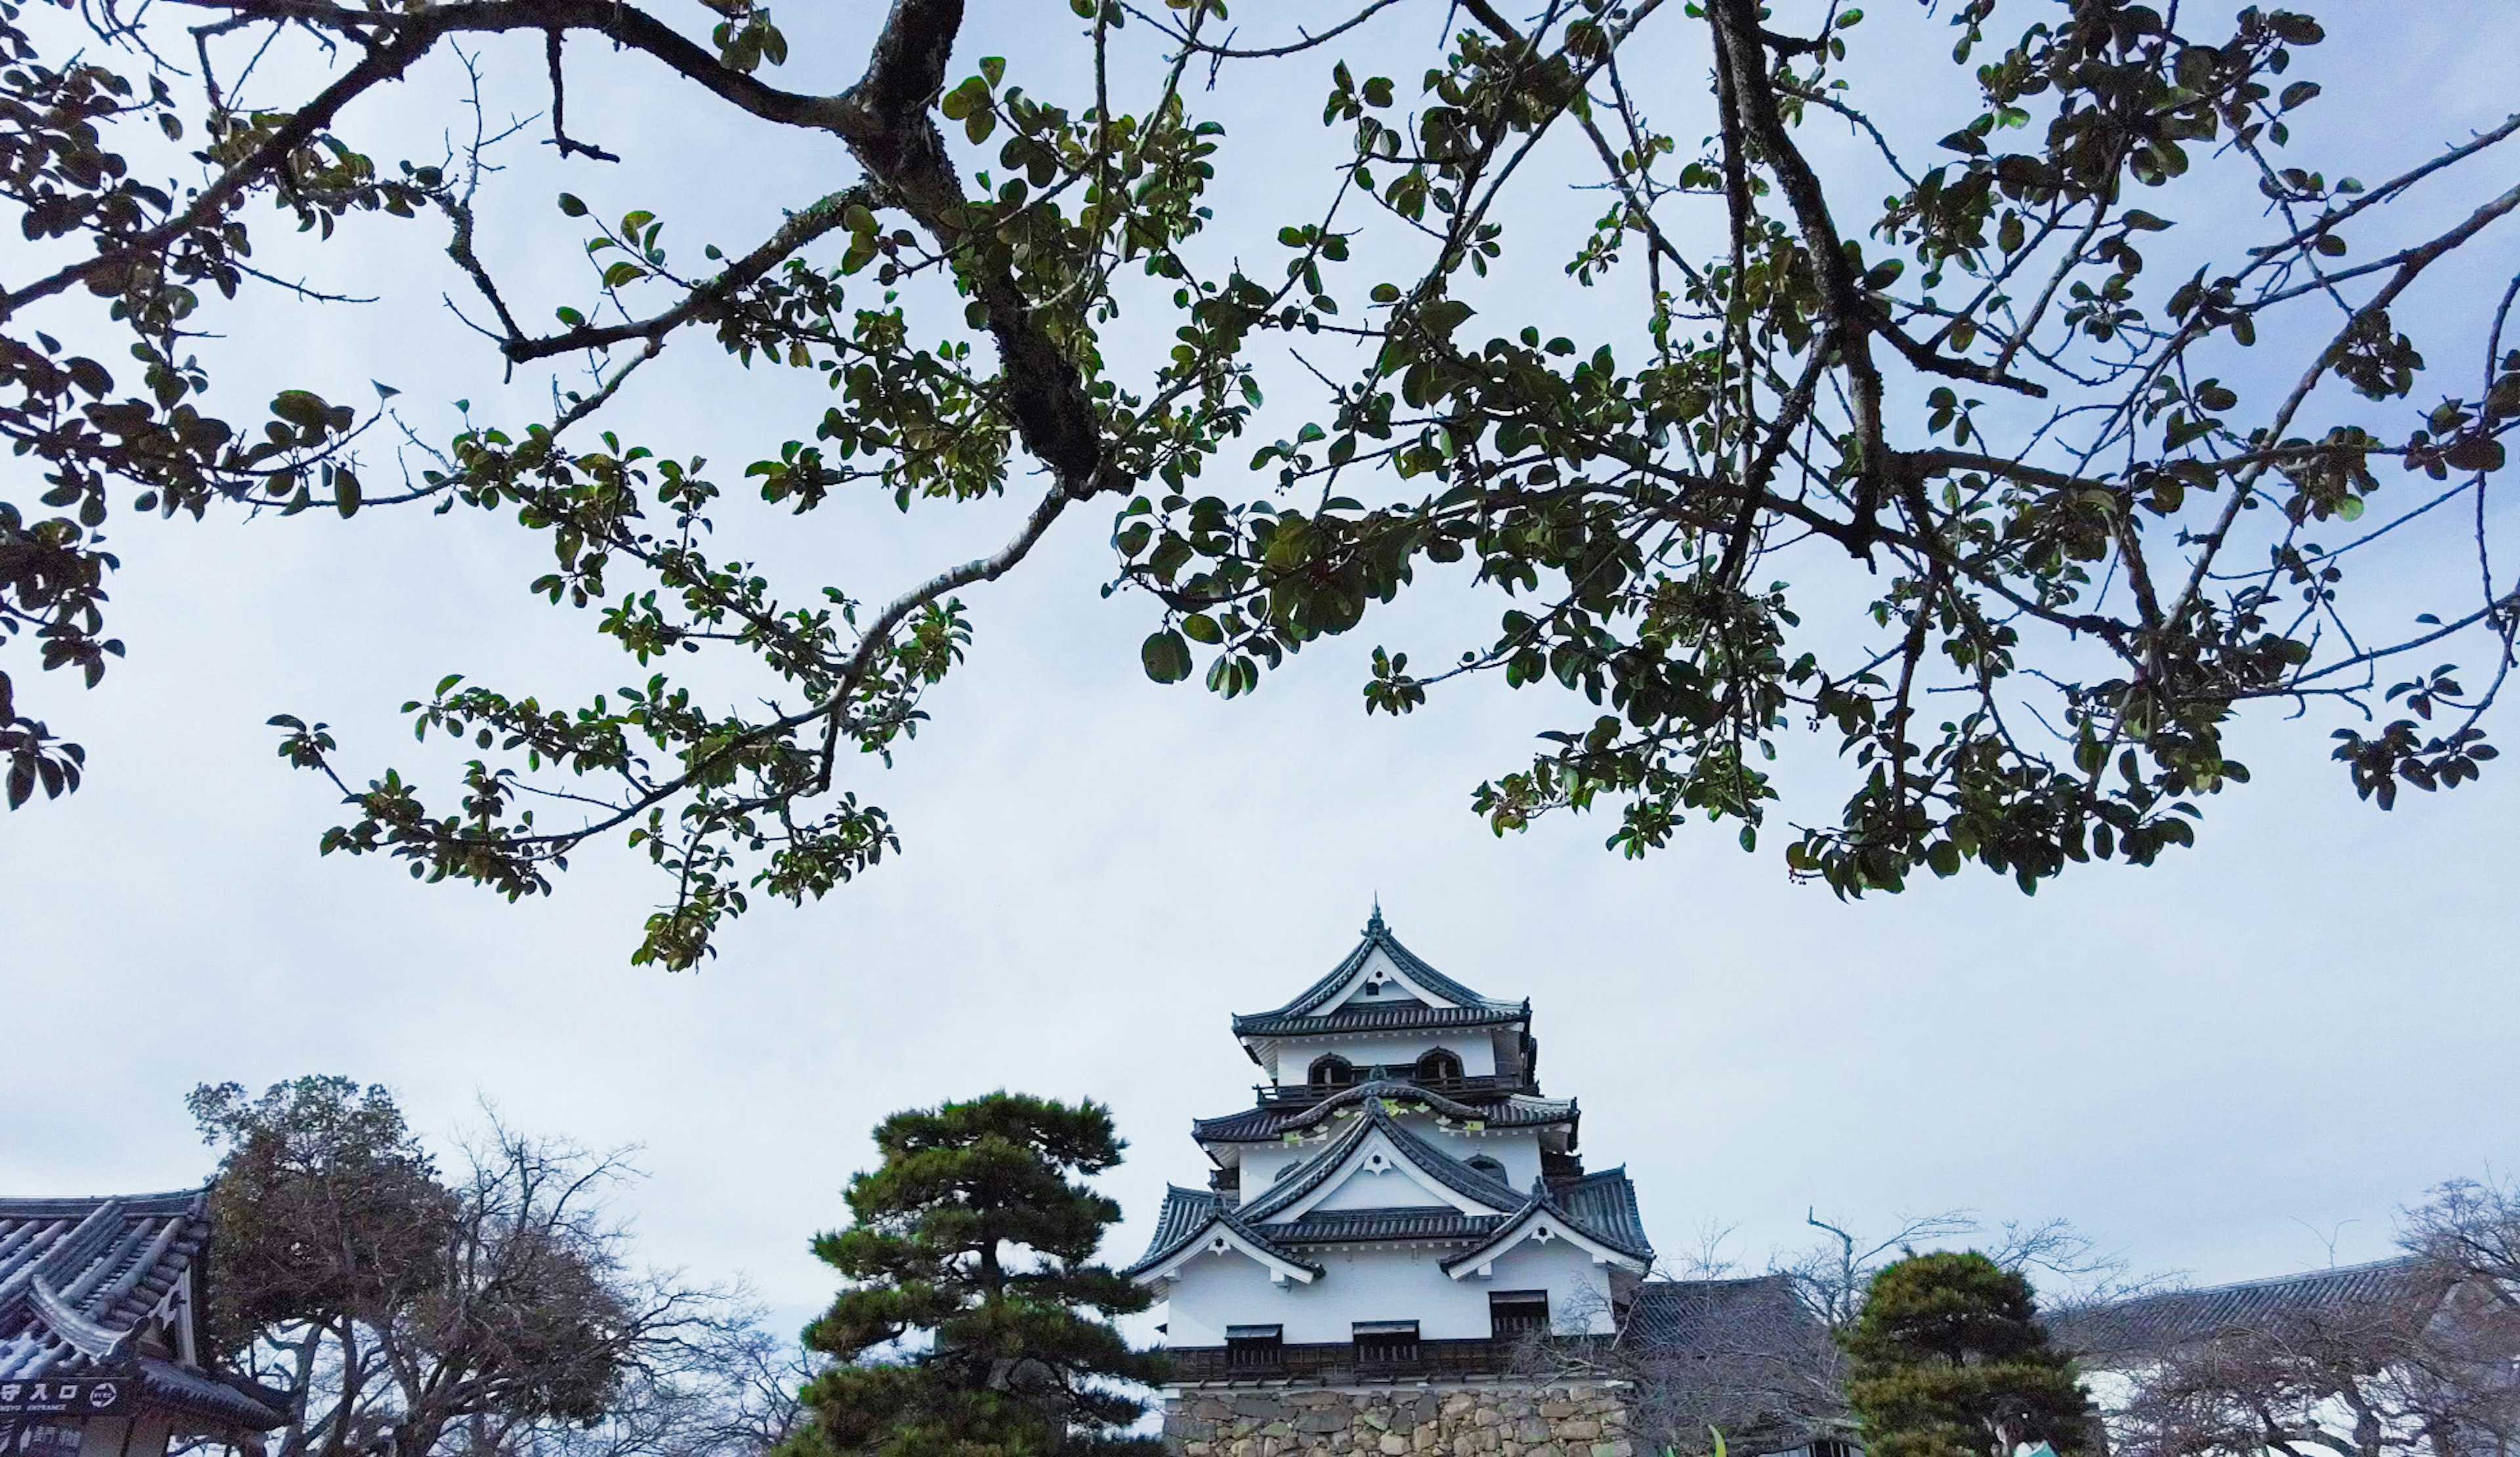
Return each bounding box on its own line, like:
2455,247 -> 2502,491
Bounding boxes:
558,193 -> 588,217
1141,629 -> 1194,684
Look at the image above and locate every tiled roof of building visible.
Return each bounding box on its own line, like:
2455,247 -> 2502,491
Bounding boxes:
1121,1187 -> 1325,1280
1266,1207 -> 1512,1244
1442,1168 -> 1656,1275
1238,1104 -> 1528,1223
2052,1256 -> 2441,1359
1232,912 -> 1526,1038
1232,1003 -> 1530,1039
1624,1274 -> 1817,1353
1553,1168 -> 1654,1263
1191,1082 -> 1577,1143
0,1189 -> 289,1429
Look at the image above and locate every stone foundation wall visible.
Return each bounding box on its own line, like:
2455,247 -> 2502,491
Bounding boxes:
1162,1383 -> 1633,1457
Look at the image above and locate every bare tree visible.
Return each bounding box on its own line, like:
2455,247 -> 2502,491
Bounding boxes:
2084,1178 -> 2520,1457
1580,1208 -> 2141,1457
190,1080 -> 789,1457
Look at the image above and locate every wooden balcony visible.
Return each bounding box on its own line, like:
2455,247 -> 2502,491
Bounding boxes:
1253,1072 -> 1530,1107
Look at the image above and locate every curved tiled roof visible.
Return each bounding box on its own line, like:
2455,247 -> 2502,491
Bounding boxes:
1192,1082 -> 1577,1143
1237,1104 -> 1528,1224
1122,1186 -> 1324,1280
2051,1256 -> 2441,1359
1232,912 -> 1526,1038
1232,1003 -> 1531,1038
0,1188 -> 289,1430
1266,1207 -> 1512,1244
1441,1168 -> 1656,1274
1555,1167 -> 1654,1261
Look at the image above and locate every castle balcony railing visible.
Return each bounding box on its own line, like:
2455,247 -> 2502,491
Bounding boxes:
1253,1072 -> 1529,1107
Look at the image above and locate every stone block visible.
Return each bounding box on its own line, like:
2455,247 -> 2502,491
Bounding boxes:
1557,1421 -> 1601,1442
1379,1434 -> 1411,1455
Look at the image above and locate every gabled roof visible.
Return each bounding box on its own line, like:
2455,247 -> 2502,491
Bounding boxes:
1121,1187 -> 1324,1283
1236,1103 -> 1528,1224
1232,911 -> 1527,1039
1442,1168 -> 1655,1277
0,1188 -> 290,1430
1192,1080 -> 1578,1144
2051,1256 -> 2442,1359
1624,1274 -> 1818,1353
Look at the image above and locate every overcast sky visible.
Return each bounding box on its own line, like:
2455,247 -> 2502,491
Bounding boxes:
3,0 -> 2515,1347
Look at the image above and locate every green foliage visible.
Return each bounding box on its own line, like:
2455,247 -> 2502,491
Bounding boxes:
5,0 -> 2516,963
188,1076 -> 457,1355
790,1093 -> 1165,1457
1843,1252 -> 2091,1457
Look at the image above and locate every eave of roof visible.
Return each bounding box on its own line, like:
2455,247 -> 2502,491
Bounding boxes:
2052,1256 -> 2442,1359
1440,1168 -> 1655,1275
1265,1206 -> 1512,1245
1192,1081 -> 1577,1143
0,1187 -> 291,1430
1121,1187 -> 1324,1282
1232,1002 -> 1532,1039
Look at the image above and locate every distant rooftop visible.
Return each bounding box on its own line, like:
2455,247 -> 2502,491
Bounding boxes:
2052,1256 -> 2441,1358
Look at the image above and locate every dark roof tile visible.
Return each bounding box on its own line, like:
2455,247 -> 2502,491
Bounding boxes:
1193,1082 -> 1576,1143
1233,914 -> 1524,1037
2052,1256 -> 2440,1358
0,1189 -> 288,1431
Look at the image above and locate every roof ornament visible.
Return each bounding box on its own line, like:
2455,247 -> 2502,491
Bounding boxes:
1366,896 -> 1384,935
29,1274 -> 138,1362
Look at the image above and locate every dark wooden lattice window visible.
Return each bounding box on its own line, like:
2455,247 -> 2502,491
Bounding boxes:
1490,1290 -> 1550,1338
1353,1319 -> 1420,1368
1309,1055 -> 1356,1089
1227,1324 -> 1285,1374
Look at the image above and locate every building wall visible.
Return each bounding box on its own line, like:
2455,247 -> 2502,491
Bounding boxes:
1156,1236 -> 1616,1345
1269,1034 -> 1501,1086
1162,1381 -> 1634,1457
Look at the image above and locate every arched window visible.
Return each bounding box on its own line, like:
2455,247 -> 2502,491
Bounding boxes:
1415,1049 -> 1464,1085
1465,1154 -> 1507,1181
1308,1055 -> 1356,1089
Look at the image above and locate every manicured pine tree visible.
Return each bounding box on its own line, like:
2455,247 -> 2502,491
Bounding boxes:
1843,1251 -> 2091,1457
788,1092 -> 1167,1457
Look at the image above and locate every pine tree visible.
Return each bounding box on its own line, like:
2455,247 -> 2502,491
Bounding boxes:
789,1093 -> 1167,1457
1843,1252 -> 2091,1457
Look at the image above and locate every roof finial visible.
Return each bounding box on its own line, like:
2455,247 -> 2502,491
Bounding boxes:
1366,895 -> 1385,935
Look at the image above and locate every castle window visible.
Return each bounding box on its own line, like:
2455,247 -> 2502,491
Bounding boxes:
1465,1154 -> 1507,1181
1490,1290 -> 1550,1338
1353,1320 -> 1420,1368
1414,1049 -> 1463,1084
1309,1055 -> 1356,1089
1227,1324 -> 1285,1374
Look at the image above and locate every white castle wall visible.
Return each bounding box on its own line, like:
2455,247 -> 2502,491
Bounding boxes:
1158,1236 -> 1616,1345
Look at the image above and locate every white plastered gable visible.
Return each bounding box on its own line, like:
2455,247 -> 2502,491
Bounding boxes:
1445,1206 -> 1648,1280
1136,1220 -> 1319,1287
1265,1126 -> 1515,1220
1328,946 -> 1460,1012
